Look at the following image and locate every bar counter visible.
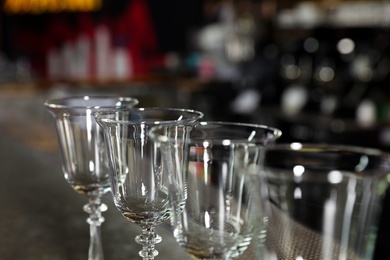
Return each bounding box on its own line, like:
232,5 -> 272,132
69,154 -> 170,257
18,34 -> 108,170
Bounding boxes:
2,85 -> 387,259
0,88 -> 194,259
0,86 -> 257,260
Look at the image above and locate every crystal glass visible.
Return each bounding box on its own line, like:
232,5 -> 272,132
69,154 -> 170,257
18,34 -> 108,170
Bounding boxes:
94,108 -> 204,260
44,95 -> 139,260
150,121 -> 282,260
262,143 -> 390,259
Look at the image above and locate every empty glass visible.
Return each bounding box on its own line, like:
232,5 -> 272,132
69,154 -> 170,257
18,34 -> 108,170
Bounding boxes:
44,95 -> 139,260
94,108 -> 204,260
150,121 -> 282,259
262,143 -> 390,260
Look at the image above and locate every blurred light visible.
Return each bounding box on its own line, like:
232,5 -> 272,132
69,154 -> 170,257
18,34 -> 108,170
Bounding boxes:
355,155 -> 369,172
285,64 -> 301,80
337,38 -> 355,55
141,183 -> 147,196
293,165 -> 305,177
290,142 -> 303,150
222,140 -> 231,146
230,89 -> 260,114
356,99 -> 376,127
247,131 -> 256,141
293,165 -> 304,183
204,211 -> 211,228
281,85 -> 308,116
318,67 -> 334,82
89,161 -> 95,172
328,170 -> 343,184
294,187 -> 302,199
357,67 -> 373,82
304,37 -> 319,53
3,0 -> 102,14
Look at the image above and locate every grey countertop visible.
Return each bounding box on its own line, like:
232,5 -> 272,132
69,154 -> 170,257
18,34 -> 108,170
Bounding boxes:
2,85 -> 388,260
0,88 -> 255,260
0,89 -> 193,260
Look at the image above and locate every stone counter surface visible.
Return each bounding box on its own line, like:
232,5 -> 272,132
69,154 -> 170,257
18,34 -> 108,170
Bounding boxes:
0,90 -> 256,260
0,92 -> 192,260
2,86 -> 390,260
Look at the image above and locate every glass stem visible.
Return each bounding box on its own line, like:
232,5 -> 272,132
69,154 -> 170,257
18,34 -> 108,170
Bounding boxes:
135,226 -> 162,260
83,196 -> 107,260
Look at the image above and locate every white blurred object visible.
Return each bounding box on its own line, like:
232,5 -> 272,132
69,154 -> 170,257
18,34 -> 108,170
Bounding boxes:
281,84 -> 308,116
113,47 -> 131,80
295,2 -> 324,28
350,55 -> 373,82
197,24 -> 225,54
277,2 -> 324,28
356,99 -> 376,128
231,89 -> 261,114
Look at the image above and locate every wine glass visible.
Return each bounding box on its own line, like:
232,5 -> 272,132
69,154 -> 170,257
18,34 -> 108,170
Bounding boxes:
262,143 -> 390,259
44,95 -> 139,260
150,121 -> 282,260
94,108 -> 204,260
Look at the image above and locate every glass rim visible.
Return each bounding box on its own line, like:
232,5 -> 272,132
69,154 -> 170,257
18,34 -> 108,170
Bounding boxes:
44,95 -> 139,110
269,142 -> 390,157
150,121 -> 282,144
94,107 -> 204,125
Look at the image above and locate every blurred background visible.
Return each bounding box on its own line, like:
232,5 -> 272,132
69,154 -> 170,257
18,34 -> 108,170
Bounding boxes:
2,0 -> 390,150
1,1 -> 390,259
